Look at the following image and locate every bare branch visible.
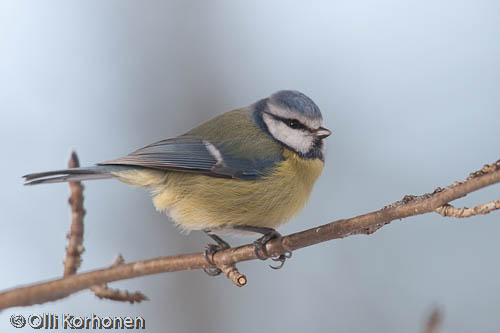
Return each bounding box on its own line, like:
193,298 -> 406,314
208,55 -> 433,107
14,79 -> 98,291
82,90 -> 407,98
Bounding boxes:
424,308 -> 442,333
435,200 -> 500,218
1,159 -> 499,310
89,254 -> 148,303
220,264 -> 247,287
63,151 -> 85,276
89,285 -> 148,304
63,152 -> 148,302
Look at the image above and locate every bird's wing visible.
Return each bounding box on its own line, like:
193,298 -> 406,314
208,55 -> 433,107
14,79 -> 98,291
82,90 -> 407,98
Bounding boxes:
98,136 -> 280,180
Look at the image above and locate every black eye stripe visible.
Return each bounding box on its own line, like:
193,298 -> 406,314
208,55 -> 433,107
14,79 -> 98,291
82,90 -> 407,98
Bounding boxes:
286,118 -> 306,130
264,112 -> 311,132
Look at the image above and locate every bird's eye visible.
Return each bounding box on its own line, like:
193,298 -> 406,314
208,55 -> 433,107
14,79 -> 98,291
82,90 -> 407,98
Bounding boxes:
287,119 -> 299,129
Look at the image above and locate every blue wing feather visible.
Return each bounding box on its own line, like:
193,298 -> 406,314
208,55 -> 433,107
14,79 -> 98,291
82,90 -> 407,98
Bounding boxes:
98,136 -> 279,180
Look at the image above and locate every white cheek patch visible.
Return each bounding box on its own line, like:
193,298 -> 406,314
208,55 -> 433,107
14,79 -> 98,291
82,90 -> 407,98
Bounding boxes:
204,141 -> 225,166
267,103 -> 322,129
263,113 -> 314,154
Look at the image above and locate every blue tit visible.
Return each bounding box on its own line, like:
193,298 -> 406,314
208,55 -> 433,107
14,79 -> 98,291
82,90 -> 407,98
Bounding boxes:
24,90 -> 331,271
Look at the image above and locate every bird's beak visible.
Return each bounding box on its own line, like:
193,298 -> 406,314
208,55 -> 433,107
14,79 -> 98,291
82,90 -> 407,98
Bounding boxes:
314,126 -> 332,139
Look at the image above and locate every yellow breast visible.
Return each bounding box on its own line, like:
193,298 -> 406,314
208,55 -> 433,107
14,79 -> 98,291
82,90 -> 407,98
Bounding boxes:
115,149 -> 323,230
118,149 -> 324,231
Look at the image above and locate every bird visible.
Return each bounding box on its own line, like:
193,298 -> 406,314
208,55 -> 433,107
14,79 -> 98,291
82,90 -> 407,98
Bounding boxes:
24,90 -> 331,274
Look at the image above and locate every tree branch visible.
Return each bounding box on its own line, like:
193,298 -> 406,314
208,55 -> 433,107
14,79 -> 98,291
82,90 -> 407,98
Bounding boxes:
435,200 -> 500,218
89,255 -> 148,303
1,159 -> 499,310
63,151 -> 85,276
424,308 -> 442,333
63,152 -> 148,303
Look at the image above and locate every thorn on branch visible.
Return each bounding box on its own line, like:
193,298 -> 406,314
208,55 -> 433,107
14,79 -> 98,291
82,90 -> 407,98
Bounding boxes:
435,200 -> 500,218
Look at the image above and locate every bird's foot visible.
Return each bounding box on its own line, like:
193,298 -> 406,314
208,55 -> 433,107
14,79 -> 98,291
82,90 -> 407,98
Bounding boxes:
253,230 -> 292,269
269,251 -> 293,270
203,233 -> 230,276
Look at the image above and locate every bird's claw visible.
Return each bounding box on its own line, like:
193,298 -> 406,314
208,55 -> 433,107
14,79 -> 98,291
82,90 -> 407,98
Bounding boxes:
253,231 -> 292,269
203,243 -> 226,276
253,241 -> 270,260
269,251 -> 292,270
203,266 -> 223,276
253,230 -> 280,260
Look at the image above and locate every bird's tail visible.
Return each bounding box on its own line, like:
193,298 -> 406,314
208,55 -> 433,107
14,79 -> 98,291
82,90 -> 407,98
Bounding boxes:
23,165 -> 134,185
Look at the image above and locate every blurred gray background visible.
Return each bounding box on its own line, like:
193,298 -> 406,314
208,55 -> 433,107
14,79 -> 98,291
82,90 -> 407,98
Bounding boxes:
1,1 -> 499,332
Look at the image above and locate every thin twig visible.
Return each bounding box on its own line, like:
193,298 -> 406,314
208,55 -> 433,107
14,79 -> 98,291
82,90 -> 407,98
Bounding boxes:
1,159 -> 499,309
63,151 -> 85,276
424,308 -> 442,333
63,152 -> 148,302
435,200 -> 500,218
89,254 -> 149,303
89,285 -> 149,303
220,264 -> 247,287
